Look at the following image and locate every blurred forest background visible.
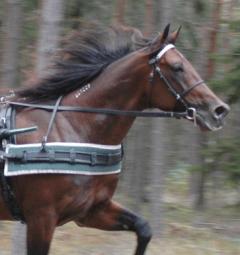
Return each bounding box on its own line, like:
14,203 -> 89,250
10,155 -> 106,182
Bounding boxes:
0,0 -> 240,254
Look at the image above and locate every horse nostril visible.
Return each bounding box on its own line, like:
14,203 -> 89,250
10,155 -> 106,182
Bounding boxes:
213,104 -> 230,119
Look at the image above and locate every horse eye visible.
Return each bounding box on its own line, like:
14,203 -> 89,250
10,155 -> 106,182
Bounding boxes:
171,63 -> 184,72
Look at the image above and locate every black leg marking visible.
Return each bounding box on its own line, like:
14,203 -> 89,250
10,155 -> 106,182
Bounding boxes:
118,210 -> 152,255
79,201 -> 152,255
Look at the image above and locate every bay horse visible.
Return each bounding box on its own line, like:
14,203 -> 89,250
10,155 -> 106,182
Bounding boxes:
0,25 -> 229,255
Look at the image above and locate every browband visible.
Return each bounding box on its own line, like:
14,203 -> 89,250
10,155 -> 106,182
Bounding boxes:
156,44 -> 175,61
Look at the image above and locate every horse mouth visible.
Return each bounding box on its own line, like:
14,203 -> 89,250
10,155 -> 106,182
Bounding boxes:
194,110 -> 228,131
185,101 -> 230,131
196,114 -> 223,131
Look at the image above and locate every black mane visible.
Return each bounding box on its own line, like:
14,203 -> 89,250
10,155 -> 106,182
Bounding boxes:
17,25 -> 150,101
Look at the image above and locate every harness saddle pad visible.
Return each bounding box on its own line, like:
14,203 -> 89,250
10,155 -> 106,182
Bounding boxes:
4,143 -> 122,176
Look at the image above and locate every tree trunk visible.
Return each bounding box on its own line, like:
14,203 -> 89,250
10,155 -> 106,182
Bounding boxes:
206,0 -> 223,79
0,1 -> 25,254
149,119 -> 174,236
11,1 -> 65,253
146,0 -> 176,237
157,0 -> 176,29
191,134 -> 209,210
112,0 -> 126,25
144,0 -> 154,36
36,0 -> 65,78
187,21 -> 209,209
0,0 -> 23,88
189,0 -> 224,211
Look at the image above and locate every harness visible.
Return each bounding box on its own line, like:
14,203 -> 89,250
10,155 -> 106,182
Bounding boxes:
0,96 -> 123,222
0,44 -> 203,222
0,102 -> 25,221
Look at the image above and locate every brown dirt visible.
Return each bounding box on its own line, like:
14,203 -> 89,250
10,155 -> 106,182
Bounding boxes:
0,221 -> 240,255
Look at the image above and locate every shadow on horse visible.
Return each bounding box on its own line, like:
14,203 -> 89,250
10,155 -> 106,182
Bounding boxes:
0,24 -> 229,255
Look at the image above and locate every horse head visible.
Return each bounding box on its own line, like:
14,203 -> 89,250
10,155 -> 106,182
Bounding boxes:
143,24 -> 230,131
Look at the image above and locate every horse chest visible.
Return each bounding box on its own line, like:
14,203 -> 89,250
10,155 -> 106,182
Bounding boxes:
73,175 -> 119,201
71,175 -> 119,209
56,175 -> 118,223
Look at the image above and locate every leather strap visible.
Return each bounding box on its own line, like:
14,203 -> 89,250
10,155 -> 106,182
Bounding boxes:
2,150 -> 122,166
8,101 -> 188,119
41,96 -> 63,150
0,104 -> 25,222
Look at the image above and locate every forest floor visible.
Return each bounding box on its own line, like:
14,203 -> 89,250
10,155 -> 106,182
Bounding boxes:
0,205 -> 240,255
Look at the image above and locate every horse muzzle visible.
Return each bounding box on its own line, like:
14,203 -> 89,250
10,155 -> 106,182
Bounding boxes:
188,102 -> 230,131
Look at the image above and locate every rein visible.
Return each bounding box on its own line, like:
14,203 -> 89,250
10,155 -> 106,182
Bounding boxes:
6,100 -> 196,150
7,100 -> 191,118
2,44 -> 202,127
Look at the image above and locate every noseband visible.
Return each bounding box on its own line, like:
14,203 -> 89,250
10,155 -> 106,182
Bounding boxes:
149,44 -> 204,124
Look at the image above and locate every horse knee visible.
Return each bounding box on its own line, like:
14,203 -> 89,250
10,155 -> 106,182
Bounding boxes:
134,218 -> 152,243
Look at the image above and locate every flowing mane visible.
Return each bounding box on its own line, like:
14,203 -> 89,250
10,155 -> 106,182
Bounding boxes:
17,25 -> 149,101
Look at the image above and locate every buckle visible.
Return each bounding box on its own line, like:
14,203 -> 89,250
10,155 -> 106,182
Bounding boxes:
186,107 -> 197,126
69,149 -> 76,164
90,153 -> 97,166
0,97 -> 6,104
1,117 -> 6,126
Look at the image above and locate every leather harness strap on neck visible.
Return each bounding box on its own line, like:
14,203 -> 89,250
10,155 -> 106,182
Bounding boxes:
41,96 -> 63,151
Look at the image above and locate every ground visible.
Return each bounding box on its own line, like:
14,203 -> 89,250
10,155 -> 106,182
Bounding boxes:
0,212 -> 240,255
1,169 -> 240,255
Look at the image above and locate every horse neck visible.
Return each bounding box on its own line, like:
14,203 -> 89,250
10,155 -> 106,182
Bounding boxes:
62,53 -> 150,145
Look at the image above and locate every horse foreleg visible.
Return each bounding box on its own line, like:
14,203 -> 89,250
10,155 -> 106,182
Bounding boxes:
77,200 -> 152,255
26,214 -> 56,255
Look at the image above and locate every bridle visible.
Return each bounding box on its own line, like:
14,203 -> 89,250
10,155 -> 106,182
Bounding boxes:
149,44 -> 205,125
1,44 -> 204,137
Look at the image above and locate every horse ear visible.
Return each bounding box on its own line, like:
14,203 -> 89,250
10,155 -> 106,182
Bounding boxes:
161,24 -> 171,43
148,24 -> 170,53
169,26 -> 181,44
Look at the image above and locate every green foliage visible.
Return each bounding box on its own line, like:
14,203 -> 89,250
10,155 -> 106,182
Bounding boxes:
125,0 -> 146,29
66,0 -> 116,27
211,20 -> 240,103
23,0 -> 39,12
229,19 -> 240,32
193,0 -> 207,15
174,5 -> 240,203
200,138 -> 240,187
0,1 -> 3,21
